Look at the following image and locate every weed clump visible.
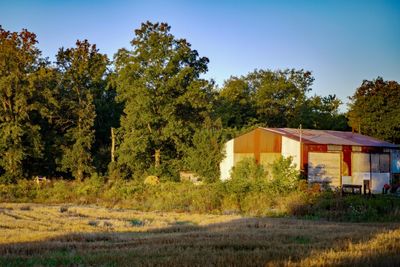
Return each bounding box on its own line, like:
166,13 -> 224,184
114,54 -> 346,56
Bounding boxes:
88,220 -> 99,227
20,205 -> 31,211
130,219 -> 144,227
59,206 -> 68,213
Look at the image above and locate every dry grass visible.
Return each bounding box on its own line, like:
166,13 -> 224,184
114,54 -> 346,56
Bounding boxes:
0,203 -> 399,266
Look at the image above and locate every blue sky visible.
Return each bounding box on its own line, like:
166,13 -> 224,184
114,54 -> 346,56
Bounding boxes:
1,0 -> 399,110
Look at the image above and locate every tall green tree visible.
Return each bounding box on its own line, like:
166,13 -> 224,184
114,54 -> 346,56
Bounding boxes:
0,27 -> 45,183
296,94 -> 348,130
248,69 -> 313,127
217,77 -> 256,128
217,69 -> 347,131
115,22 -> 214,178
91,71 -> 123,175
348,77 -> 400,143
55,40 -> 109,180
25,63 -> 61,178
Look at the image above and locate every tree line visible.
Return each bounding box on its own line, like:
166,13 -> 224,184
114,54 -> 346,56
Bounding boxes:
1,22 -> 399,183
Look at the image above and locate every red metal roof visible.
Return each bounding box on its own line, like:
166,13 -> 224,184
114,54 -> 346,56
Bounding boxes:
262,128 -> 398,148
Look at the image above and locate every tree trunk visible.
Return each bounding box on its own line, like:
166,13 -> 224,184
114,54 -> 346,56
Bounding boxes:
77,168 -> 83,182
155,149 -> 161,168
111,127 -> 115,163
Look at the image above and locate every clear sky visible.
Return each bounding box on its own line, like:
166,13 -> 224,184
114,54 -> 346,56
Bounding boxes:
1,0 -> 399,110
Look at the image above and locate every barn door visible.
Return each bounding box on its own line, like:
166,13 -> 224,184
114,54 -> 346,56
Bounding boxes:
308,152 -> 341,187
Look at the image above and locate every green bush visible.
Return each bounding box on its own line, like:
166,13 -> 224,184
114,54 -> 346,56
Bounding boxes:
184,121 -> 225,183
268,156 -> 300,194
223,156 -> 302,214
76,173 -> 105,197
230,157 -> 266,181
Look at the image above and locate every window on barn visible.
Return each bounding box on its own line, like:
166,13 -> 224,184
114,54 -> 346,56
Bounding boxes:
379,154 -> 390,173
352,146 -> 362,152
371,153 -> 390,173
371,154 -> 379,172
328,145 -> 342,151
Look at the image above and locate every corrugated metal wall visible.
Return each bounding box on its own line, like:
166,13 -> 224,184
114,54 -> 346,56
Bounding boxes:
234,128 -> 281,167
281,136 -> 301,169
219,139 -> 234,181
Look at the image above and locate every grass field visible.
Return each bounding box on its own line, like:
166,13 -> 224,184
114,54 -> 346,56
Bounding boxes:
0,203 -> 399,266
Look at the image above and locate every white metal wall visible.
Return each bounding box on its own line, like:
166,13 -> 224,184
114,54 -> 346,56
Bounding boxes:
352,152 -> 370,186
219,139 -> 234,180
352,152 -> 390,193
281,136 -> 301,170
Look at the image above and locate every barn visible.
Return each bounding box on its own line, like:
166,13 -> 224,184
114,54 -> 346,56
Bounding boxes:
220,127 -> 400,193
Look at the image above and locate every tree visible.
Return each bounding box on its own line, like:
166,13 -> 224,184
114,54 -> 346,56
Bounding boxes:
115,21 -> 214,178
92,78 -> 123,175
55,40 -> 109,180
184,118 -> 225,183
25,62 -> 61,178
348,77 -> 400,143
217,68 -> 347,131
293,94 -> 349,130
0,27 -> 44,183
217,77 -> 257,128
233,69 -> 313,128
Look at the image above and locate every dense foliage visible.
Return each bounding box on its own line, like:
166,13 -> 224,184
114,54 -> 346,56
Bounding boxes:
348,77 -> 400,144
114,22 -> 214,180
55,40 -> 109,180
0,22 -> 397,183
217,69 -> 348,130
0,27 -> 46,183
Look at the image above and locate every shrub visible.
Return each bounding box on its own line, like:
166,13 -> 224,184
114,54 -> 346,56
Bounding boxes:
230,157 -> 265,181
184,121 -> 225,183
45,180 -> 77,203
222,156 -> 303,214
15,180 -> 37,201
77,173 -> 105,196
20,205 -> 31,211
268,156 -> 300,194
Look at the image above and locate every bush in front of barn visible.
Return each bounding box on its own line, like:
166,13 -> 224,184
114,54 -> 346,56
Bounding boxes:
221,156 -> 306,215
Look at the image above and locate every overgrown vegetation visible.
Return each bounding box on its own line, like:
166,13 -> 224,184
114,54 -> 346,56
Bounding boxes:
296,191 -> 400,222
1,157 -> 399,222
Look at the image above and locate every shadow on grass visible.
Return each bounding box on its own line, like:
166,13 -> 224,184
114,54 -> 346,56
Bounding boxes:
0,216 -> 399,266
